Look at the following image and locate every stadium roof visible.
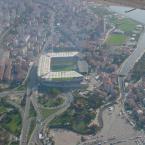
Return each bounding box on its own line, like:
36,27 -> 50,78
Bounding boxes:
38,55 -> 51,77
42,71 -> 83,79
47,51 -> 79,58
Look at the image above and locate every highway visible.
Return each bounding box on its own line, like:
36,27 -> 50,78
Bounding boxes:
20,89 -> 31,145
117,28 -> 145,137
118,28 -> 145,93
20,64 -> 38,145
115,25 -> 145,144
0,90 -> 24,98
79,134 -> 144,145
18,51 -> 74,145
28,92 -> 74,145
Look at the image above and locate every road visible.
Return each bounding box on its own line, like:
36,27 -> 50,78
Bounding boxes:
0,90 -> 24,98
20,65 -> 38,145
20,89 -> 31,145
28,92 -> 74,145
118,28 -> 145,93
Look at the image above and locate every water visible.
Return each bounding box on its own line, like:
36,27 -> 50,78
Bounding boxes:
110,6 -> 145,24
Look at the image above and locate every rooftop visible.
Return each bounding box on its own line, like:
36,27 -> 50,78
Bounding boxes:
47,51 -> 79,58
77,60 -> 89,73
42,71 -> 83,80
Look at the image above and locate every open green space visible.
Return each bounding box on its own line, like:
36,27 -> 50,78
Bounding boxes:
0,99 -> 15,115
29,103 -> 37,117
49,93 -> 104,134
119,19 -> 137,32
38,96 -> 65,108
40,108 -> 57,119
51,65 -> 76,72
15,84 -> 26,91
106,34 -> 127,45
10,142 -> 19,145
0,99 -> 22,136
1,111 -> 22,136
39,87 -> 62,96
111,53 -> 129,65
0,106 -> 7,114
111,17 -> 138,33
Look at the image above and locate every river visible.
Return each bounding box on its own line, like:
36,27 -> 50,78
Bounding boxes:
110,6 -> 145,24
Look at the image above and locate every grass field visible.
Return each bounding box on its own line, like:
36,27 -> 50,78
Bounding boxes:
10,142 -> 19,145
49,94 -> 104,134
40,108 -> 57,119
51,65 -> 76,72
49,107 -> 94,134
112,18 -> 138,33
16,85 -> 26,91
2,112 -> 22,136
119,19 -> 137,32
51,58 -> 77,72
0,106 -> 7,114
38,97 -> 64,108
106,34 -> 127,45
29,103 -> 37,117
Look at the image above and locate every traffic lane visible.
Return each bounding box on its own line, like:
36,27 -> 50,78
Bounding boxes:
119,29 -> 145,75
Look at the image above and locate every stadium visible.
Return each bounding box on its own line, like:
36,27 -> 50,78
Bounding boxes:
37,51 -> 84,88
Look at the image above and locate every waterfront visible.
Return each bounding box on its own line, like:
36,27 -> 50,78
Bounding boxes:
118,28 -> 145,90
110,6 -> 145,24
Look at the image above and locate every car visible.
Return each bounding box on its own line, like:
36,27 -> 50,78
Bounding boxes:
108,107 -> 114,111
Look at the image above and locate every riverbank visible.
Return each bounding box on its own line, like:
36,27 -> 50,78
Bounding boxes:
109,6 -> 145,24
